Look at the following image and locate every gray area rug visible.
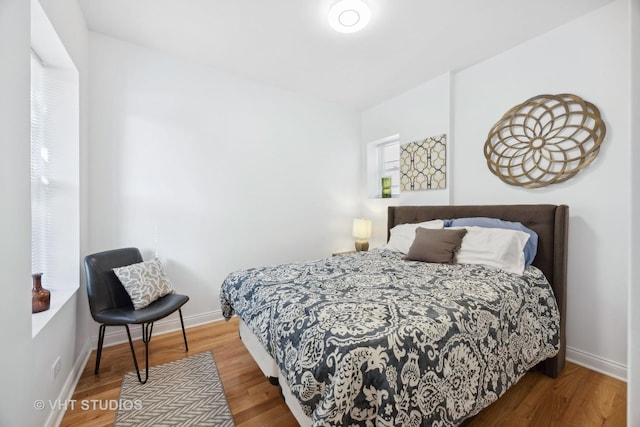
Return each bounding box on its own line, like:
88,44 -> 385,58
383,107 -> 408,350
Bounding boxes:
115,351 -> 235,426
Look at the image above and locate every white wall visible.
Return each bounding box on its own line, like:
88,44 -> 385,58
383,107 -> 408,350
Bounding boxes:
0,1 -> 33,425
31,298 -> 78,426
86,33 -> 362,338
362,0 -> 630,380
453,0 -> 629,378
628,0 -> 639,422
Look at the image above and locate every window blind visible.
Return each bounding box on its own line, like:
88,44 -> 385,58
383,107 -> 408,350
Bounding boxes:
31,51 -> 50,275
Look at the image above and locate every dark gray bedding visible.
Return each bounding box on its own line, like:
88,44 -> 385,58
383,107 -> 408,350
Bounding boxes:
221,248 -> 560,426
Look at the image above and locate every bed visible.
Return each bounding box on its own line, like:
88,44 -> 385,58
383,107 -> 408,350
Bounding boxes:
221,204 -> 568,426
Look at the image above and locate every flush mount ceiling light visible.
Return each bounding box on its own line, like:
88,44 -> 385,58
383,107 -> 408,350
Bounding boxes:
328,0 -> 371,33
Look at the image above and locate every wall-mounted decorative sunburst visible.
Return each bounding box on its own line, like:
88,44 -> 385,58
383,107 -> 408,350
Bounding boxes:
483,93 -> 606,189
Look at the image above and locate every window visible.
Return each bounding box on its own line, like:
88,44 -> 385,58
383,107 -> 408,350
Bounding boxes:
29,47 -> 79,286
30,52 -> 50,275
367,135 -> 400,198
378,140 -> 400,196
30,0 -> 80,336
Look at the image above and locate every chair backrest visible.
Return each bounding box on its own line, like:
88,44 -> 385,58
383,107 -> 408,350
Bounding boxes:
84,247 -> 143,319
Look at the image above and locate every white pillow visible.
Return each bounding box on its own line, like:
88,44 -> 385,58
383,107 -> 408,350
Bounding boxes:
385,220 -> 444,254
113,259 -> 176,309
453,226 -> 530,275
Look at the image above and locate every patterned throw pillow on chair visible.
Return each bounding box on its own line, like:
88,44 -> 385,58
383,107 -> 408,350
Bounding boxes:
113,259 -> 176,309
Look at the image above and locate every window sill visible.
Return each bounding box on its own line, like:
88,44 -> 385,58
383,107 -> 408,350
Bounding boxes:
32,285 -> 79,338
368,195 -> 400,199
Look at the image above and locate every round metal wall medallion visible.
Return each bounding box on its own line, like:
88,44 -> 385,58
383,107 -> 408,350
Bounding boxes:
484,93 -> 606,189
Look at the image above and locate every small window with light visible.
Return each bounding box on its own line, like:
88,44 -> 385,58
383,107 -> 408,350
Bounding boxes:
367,135 -> 400,198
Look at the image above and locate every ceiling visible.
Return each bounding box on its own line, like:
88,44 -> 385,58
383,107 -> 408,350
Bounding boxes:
78,0 -> 614,110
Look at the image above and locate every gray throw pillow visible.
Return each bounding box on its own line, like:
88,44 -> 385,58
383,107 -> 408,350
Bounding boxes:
404,227 -> 468,263
113,259 -> 176,309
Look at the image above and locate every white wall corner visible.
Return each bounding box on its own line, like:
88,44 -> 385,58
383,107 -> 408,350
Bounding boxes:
566,346 -> 627,382
628,0 -> 640,424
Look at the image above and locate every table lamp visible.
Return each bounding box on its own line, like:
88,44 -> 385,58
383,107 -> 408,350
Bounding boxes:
352,218 -> 372,251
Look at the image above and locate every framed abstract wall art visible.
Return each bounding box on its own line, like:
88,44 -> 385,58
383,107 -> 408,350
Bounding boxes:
400,134 -> 447,191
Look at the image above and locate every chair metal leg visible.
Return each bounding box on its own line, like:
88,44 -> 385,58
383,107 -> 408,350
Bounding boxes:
143,322 -> 153,383
179,308 -> 189,352
111,313 -> 185,385
125,324 -> 151,384
95,324 -> 106,375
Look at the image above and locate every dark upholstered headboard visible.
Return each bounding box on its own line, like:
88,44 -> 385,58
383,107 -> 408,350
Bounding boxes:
387,204 -> 568,378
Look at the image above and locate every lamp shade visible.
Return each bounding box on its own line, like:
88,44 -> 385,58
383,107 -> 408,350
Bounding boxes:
352,218 -> 372,239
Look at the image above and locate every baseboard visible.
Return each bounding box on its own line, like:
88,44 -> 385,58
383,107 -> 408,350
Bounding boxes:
90,309 -> 225,349
45,340 -> 92,427
566,345 -> 627,382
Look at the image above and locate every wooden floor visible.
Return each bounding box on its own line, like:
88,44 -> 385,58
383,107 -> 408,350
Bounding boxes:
61,317 -> 626,426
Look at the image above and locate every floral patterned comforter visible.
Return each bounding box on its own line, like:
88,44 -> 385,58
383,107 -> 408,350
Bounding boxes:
220,248 -> 560,426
